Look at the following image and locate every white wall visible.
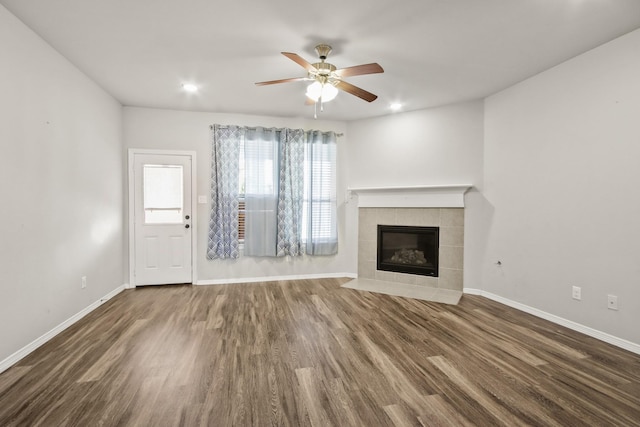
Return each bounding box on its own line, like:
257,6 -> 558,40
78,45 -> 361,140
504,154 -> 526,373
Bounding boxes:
482,29 -> 640,344
0,5 -> 124,363
346,101 -> 485,288
123,107 -> 354,282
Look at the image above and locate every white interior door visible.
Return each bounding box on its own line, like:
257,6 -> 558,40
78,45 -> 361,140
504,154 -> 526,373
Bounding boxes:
132,153 -> 193,286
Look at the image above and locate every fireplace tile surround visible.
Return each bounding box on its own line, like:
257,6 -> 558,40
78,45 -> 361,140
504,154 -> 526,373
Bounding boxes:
358,207 -> 464,291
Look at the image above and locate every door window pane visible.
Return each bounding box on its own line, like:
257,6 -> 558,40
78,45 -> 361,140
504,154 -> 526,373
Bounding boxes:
143,164 -> 183,224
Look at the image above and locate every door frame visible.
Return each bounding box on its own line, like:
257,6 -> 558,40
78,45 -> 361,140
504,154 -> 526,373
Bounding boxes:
127,149 -> 198,288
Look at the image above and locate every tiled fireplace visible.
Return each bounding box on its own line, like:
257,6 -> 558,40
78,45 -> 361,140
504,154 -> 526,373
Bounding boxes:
358,207 -> 464,291
344,185 -> 470,302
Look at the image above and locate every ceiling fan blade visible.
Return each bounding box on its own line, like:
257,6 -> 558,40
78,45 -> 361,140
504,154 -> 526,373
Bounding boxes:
282,52 -> 317,72
334,63 -> 384,78
255,77 -> 308,86
335,80 -> 378,102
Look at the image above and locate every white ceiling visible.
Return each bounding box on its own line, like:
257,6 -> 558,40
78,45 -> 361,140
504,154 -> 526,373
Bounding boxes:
3,0 -> 640,121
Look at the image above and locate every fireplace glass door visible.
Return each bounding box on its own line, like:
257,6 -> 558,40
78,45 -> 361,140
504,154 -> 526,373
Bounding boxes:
377,225 -> 439,277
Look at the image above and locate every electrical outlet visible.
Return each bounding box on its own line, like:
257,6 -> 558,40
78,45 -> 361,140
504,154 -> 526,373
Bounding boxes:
572,286 -> 581,300
607,295 -> 618,310
81,276 -> 87,289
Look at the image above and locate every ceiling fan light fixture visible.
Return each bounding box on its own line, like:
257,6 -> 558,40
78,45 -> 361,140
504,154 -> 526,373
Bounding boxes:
306,81 -> 338,103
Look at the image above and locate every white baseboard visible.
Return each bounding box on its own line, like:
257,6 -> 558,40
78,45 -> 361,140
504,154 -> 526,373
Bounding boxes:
0,284 -> 127,375
196,272 -> 357,286
463,287 -> 640,355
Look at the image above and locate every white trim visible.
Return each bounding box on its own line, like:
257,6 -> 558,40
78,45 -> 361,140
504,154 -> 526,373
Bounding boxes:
128,149 -> 198,287
347,184 -> 472,208
128,150 -> 135,287
190,154 -> 198,284
348,184 -> 472,193
463,287 -> 640,355
196,272 -> 357,286
0,285 -> 126,374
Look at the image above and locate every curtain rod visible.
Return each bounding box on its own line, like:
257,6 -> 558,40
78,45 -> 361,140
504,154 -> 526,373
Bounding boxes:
210,124 -> 342,137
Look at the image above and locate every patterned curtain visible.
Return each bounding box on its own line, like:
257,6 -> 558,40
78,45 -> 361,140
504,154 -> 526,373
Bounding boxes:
207,125 -> 241,259
276,128 -> 305,256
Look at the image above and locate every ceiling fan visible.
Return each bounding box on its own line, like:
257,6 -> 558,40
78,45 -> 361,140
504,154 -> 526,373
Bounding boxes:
255,44 -> 384,107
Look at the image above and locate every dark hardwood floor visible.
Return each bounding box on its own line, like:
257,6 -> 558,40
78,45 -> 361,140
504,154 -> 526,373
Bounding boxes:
1,278 -> 639,426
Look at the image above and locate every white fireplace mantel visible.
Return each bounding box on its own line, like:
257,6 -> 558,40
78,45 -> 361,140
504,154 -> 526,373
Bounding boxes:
347,184 -> 472,208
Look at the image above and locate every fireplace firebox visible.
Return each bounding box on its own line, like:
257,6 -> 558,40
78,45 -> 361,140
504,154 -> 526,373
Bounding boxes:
377,225 -> 439,277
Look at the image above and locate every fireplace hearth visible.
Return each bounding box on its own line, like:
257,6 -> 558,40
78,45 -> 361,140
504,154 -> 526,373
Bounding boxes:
377,225 -> 439,277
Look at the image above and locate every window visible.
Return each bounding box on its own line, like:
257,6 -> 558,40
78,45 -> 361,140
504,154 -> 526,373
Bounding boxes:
238,142 -> 245,241
302,137 -> 337,245
237,200 -> 246,241
143,164 -> 183,224
237,133 -> 279,243
209,125 -> 337,259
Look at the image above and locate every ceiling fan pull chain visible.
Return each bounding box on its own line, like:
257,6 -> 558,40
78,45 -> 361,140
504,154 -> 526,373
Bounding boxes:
314,101 -> 318,119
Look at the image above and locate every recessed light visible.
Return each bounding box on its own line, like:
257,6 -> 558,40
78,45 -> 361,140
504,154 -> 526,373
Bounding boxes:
182,83 -> 198,93
389,103 -> 402,111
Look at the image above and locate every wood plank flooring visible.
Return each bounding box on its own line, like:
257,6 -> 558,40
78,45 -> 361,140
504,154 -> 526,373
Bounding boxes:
1,278 -> 639,426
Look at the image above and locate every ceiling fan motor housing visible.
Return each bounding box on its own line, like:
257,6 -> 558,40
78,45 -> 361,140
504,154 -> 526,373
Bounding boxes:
312,62 -> 337,76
